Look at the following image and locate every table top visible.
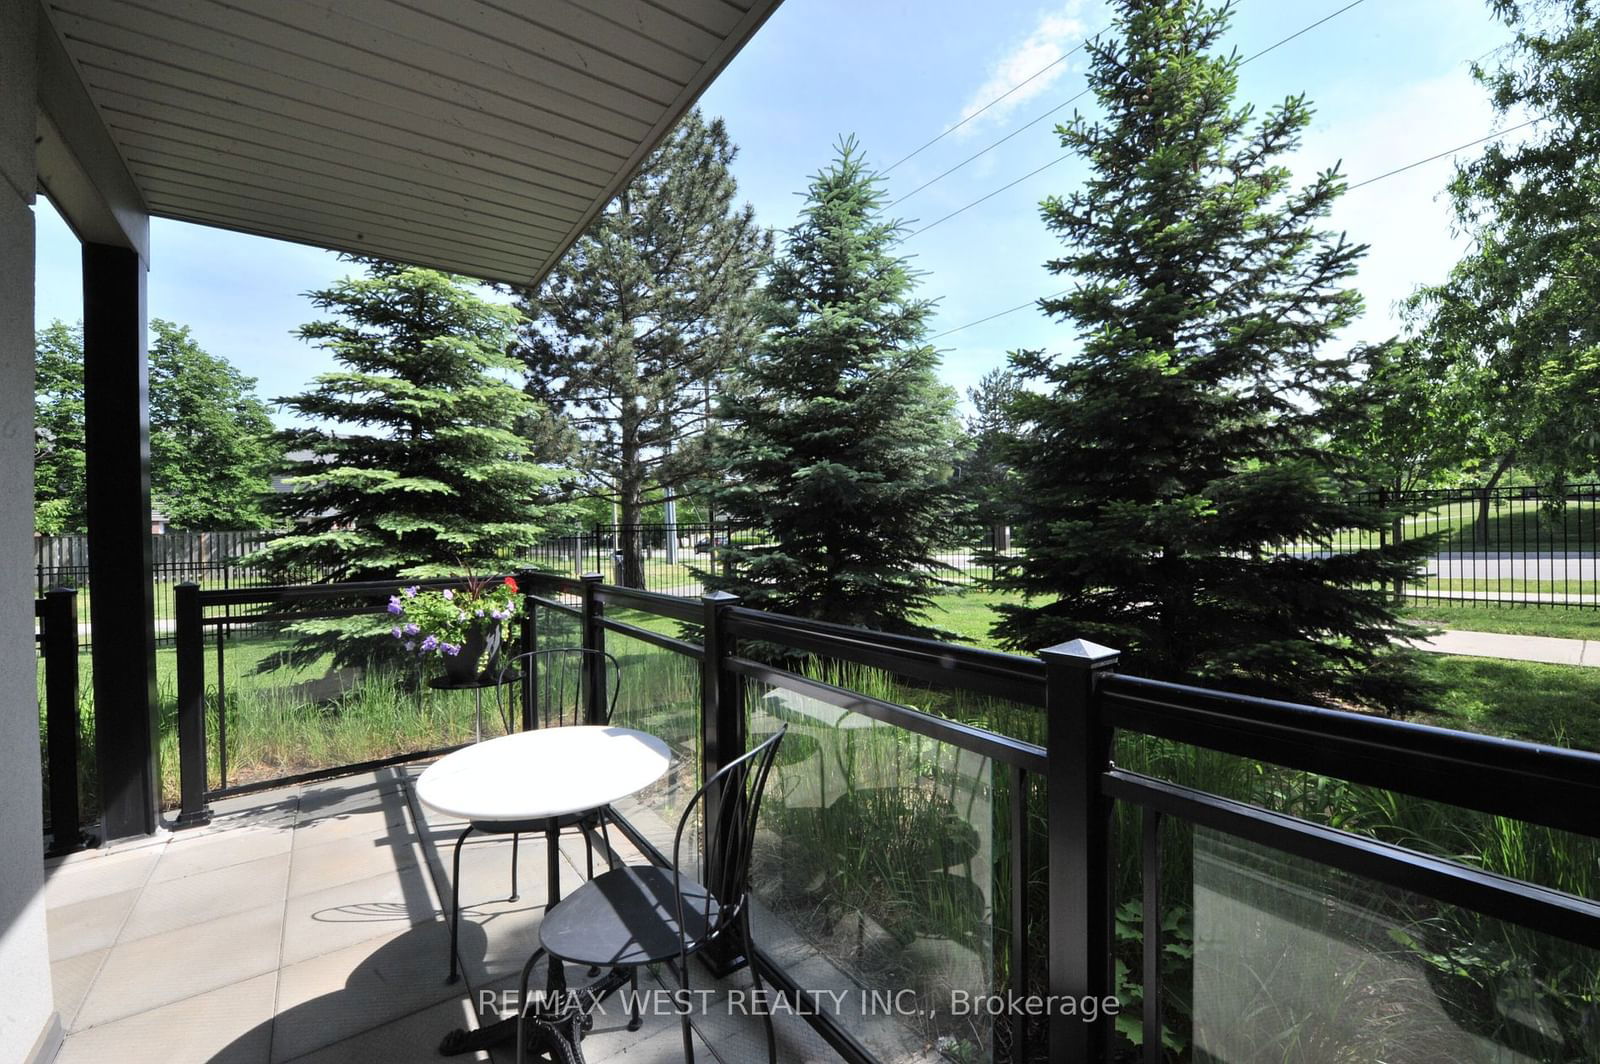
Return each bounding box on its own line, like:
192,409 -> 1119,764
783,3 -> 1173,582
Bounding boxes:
414,725 -> 671,822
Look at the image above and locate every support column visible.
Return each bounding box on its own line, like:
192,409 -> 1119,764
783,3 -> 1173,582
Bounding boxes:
83,242 -> 158,840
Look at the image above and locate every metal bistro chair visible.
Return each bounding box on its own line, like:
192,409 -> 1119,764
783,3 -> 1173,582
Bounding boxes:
443,647 -> 622,983
517,727 -> 788,1064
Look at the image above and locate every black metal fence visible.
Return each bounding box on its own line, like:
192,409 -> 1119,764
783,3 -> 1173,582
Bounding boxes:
1332,483 -> 1600,607
155,571 -> 1600,1063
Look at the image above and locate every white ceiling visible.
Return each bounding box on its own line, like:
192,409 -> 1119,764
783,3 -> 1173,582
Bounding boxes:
42,0 -> 782,285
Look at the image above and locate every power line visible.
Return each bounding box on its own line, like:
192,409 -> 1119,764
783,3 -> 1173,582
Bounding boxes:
883,37 -> 1096,175
927,116 -> 1542,341
902,0 -> 1369,234
1345,115 -> 1542,190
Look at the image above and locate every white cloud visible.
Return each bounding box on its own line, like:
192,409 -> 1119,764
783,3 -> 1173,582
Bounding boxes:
954,3 -> 1102,137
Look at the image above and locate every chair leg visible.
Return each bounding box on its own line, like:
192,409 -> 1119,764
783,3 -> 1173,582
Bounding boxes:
599,808 -> 617,872
515,946 -> 548,1064
744,909 -> 777,1064
509,831 -> 520,902
583,823 -> 594,880
447,825 -> 473,983
628,966 -> 643,1032
669,957 -> 695,1063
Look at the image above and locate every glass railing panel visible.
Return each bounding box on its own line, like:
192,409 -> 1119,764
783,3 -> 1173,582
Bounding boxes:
746,676 -> 1006,1063
1192,828 -> 1600,1062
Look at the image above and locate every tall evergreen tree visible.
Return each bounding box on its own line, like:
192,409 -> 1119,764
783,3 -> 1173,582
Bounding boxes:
514,110 -> 771,586
257,264 -> 564,586
707,138 -> 963,636
958,367 -> 1024,543
994,0 -> 1429,710
149,320 -> 281,529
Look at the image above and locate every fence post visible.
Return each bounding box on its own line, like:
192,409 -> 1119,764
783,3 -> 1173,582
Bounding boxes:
517,570 -> 537,731
43,587 -> 87,856
174,581 -> 212,827
580,573 -> 605,726
1041,639 -> 1119,1062
699,589 -> 745,973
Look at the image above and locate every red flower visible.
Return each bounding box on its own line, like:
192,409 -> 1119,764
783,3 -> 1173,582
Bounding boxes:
503,576 -> 519,593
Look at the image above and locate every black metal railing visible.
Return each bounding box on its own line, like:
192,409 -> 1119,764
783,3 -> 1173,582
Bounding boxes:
168,571 -> 1600,1063
36,586 -> 90,856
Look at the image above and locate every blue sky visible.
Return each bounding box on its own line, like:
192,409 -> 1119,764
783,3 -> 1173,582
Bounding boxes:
33,0 -> 1514,425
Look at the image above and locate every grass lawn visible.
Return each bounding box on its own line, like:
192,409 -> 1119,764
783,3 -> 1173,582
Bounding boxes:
1411,654 -> 1600,752
1402,603 -> 1600,641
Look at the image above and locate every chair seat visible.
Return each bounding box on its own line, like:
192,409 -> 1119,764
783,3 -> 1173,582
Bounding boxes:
538,866 -> 720,968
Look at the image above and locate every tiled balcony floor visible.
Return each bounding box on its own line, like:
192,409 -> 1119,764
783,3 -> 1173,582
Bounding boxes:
43,766 -> 816,1063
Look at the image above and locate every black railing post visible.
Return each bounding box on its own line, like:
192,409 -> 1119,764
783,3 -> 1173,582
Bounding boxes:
580,572 -> 605,725
174,581 -> 212,826
700,589 -> 746,974
1042,639 -> 1119,1062
517,569 -> 537,731
43,587 -> 88,856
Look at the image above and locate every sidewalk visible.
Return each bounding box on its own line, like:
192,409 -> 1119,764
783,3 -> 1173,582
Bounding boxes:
1408,629 -> 1600,668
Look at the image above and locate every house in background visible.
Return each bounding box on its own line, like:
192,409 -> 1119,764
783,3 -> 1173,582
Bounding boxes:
0,0 -> 781,1058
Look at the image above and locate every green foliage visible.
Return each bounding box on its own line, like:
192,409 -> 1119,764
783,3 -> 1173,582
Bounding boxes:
515,110 -> 771,586
993,0 -> 1431,711
386,576 -> 521,659
956,367 -> 1023,531
1325,339 -> 1479,494
259,264 -> 564,583
148,319 -> 282,529
1407,0 -> 1600,487
33,320 -> 86,534
708,137 -> 964,637
32,318 -> 281,533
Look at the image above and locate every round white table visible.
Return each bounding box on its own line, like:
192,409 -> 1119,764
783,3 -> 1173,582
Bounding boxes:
421,726 -> 672,1057
417,726 -> 672,917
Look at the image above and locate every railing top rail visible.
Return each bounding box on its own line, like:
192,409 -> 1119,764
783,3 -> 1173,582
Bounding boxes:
733,654 -> 1048,773
725,605 -> 1045,705
1103,672 -> 1600,839
593,584 -> 700,624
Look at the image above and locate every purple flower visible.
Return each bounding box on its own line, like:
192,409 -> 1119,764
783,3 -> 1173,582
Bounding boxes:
403,586 -> 419,598
474,609 -> 485,618
443,643 -> 461,656
404,623 -> 420,636
442,588 -> 454,601
391,627 -> 402,639
387,596 -> 403,615
404,641 -> 416,652
421,635 -> 439,652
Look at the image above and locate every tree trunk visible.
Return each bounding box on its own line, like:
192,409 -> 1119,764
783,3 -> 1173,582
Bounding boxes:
1476,452 -> 1516,547
617,468 -> 647,590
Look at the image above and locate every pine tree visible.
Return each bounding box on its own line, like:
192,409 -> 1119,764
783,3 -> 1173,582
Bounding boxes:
257,264 -> 564,585
33,321 -> 86,534
514,110 -> 770,587
994,0 -> 1429,710
707,138 -> 963,636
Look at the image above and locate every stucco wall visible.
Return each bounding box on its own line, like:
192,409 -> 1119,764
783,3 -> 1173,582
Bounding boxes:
0,1 -> 59,1060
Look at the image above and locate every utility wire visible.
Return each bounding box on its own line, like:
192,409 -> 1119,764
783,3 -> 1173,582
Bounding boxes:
883,36 -> 1097,175
903,0 -> 1369,234
927,115 -> 1542,341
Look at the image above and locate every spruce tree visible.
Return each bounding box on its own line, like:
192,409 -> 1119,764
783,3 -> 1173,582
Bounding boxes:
707,138 -> 962,636
258,264 -> 564,585
995,0 -> 1429,710
514,110 -> 770,586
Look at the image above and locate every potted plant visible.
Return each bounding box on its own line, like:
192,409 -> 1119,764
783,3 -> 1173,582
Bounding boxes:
388,574 -> 521,682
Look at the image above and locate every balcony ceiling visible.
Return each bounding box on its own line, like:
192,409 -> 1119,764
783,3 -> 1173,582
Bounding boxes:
40,0 -> 781,285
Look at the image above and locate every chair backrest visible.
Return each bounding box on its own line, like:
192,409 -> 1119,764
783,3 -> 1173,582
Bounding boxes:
494,648 -> 622,733
670,727 -> 787,962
